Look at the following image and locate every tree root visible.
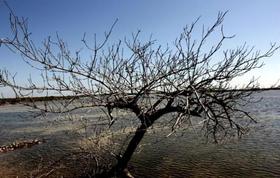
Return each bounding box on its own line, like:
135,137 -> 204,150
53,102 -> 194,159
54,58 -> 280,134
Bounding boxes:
123,168 -> 134,178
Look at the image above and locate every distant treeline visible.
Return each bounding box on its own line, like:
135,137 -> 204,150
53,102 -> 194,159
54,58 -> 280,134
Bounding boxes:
0,87 -> 279,105
209,87 -> 280,92
0,95 -> 76,105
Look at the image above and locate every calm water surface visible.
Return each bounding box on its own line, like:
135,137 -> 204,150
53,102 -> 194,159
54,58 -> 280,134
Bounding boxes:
0,91 -> 280,177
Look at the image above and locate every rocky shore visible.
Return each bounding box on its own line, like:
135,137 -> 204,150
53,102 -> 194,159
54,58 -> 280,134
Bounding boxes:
0,139 -> 45,153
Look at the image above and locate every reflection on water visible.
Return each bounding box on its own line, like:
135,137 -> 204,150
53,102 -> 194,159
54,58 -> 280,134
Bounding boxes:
1,90 -> 280,177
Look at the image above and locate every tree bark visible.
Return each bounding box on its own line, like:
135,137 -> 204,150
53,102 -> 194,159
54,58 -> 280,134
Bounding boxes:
111,124 -> 148,177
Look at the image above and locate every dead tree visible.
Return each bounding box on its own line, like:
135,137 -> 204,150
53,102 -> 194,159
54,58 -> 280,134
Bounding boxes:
0,11 -> 279,177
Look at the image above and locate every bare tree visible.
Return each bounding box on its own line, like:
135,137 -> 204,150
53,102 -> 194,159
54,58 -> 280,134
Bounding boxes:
0,10 -> 279,177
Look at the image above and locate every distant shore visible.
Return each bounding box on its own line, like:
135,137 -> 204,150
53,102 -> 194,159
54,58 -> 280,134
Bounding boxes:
0,95 -> 75,105
1,87 -> 279,106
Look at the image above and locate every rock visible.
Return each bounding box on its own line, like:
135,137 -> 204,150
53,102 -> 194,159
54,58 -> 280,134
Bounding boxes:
0,139 -> 46,154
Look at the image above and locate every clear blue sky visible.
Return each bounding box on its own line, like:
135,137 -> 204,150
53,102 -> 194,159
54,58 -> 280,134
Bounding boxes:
1,0 -> 280,96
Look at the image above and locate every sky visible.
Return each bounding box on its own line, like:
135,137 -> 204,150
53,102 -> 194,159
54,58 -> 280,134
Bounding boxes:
0,0 -> 280,97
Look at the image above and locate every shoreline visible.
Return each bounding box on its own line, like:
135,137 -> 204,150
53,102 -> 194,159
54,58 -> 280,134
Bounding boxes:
1,87 -> 279,106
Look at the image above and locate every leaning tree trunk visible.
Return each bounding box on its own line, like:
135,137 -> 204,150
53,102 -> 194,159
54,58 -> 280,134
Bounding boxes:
110,124 -> 148,177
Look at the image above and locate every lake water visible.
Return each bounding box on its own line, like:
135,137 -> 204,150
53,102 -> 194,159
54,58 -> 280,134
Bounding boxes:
0,90 -> 280,177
